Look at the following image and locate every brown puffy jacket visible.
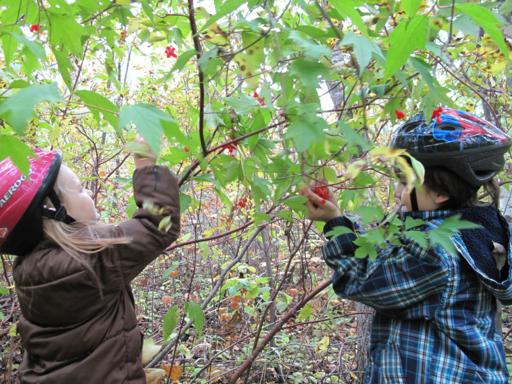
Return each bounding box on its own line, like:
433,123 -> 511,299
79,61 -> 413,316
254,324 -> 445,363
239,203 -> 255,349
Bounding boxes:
13,165 -> 180,383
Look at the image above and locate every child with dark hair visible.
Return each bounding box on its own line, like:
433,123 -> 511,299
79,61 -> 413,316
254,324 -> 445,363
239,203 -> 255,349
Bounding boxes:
302,107 -> 512,383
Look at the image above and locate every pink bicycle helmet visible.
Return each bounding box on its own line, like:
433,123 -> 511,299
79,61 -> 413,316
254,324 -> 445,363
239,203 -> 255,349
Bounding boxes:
0,149 -> 74,256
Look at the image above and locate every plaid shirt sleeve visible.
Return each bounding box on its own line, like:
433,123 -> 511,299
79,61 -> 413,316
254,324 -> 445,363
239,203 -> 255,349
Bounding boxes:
322,225 -> 450,310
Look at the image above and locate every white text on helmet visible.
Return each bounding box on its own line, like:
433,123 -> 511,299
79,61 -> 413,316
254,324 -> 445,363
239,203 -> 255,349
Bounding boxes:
0,175 -> 27,209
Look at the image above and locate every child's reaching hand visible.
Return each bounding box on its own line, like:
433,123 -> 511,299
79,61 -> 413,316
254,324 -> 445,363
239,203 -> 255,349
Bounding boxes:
301,184 -> 341,222
128,137 -> 156,169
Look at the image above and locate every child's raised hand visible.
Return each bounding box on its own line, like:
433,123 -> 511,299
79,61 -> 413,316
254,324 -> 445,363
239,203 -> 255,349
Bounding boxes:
127,137 -> 156,169
301,184 -> 341,222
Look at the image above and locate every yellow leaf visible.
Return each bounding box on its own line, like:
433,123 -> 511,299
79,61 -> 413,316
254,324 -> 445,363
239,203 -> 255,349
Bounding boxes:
369,146 -> 406,159
316,335 -> 330,353
489,60 -> 506,75
8,323 -> 16,337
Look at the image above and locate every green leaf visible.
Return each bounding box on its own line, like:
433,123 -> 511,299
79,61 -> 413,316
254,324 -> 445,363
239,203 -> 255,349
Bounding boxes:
11,32 -> 46,60
200,0 -> 245,31
283,195 -> 308,213
297,303 -> 313,322
285,114 -> 328,152
384,16 -> 429,80
185,301 -> 204,336
456,3 -> 509,57
401,0 -> 422,17
354,206 -> 384,224
162,305 -> 179,341
404,216 -> 424,230
325,225 -> 354,238
120,104 -> 177,157
288,30 -> 331,60
354,243 -> 377,259
0,83 -> 62,134
180,193 -> 192,212
49,13 -> 86,56
404,230 -> 428,248
0,136 -> 35,175
428,215 -> 480,255
329,0 -> 368,36
341,32 -> 384,73
75,90 -> 119,129
1,31 -> 18,66
53,48 -> 74,88
171,49 -> 196,73
8,80 -> 29,89
225,94 -> 260,115
290,59 -> 330,91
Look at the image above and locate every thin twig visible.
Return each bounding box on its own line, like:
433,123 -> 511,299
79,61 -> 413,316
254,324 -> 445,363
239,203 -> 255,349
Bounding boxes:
187,0 -> 207,157
146,225 -> 267,368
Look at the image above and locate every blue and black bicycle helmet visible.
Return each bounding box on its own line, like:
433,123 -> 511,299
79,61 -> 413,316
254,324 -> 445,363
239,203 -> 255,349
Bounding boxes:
391,107 -> 511,187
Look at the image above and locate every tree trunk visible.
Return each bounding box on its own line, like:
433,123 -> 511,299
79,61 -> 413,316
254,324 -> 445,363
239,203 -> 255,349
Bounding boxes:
355,303 -> 374,382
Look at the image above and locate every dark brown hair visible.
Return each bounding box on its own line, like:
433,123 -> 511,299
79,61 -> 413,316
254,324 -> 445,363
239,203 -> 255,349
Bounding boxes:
424,167 -> 500,209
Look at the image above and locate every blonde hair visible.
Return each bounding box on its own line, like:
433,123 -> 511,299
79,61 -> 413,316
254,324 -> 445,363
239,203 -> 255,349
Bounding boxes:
42,173 -> 131,293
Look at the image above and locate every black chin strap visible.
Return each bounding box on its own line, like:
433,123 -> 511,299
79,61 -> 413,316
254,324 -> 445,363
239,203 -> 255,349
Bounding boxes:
41,189 -> 75,224
410,187 -> 419,211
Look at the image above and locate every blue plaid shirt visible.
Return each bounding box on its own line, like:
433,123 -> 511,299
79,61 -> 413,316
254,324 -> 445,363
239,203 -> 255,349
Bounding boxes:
322,209 -> 512,384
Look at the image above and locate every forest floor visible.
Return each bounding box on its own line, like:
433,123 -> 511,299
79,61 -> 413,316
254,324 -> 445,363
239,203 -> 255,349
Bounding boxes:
1,259 -> 512,383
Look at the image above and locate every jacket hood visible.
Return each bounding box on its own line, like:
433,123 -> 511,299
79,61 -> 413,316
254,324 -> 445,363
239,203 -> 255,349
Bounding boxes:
457,205 -> 512,304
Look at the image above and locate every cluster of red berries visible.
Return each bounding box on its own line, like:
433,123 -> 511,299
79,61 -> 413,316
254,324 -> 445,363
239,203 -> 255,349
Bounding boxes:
252,91 -> 265,106
221,143 -> 237,156
431,106 -> 444,124
312,185 -> 328,205
165,45 -> 177,59
235,197 -> 249,209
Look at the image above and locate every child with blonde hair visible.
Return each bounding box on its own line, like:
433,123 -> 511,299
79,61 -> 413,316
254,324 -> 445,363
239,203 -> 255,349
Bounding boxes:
0,142 -> 180,383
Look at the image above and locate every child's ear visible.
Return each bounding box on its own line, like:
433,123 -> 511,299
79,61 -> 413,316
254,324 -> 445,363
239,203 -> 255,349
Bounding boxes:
434,193 -> 449,205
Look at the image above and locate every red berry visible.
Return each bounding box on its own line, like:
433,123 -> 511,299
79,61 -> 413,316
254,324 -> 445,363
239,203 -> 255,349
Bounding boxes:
184,146 -> 190,152
312,186 -> 329,200
395,110 -> 406,120
29,24 -> 41,32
